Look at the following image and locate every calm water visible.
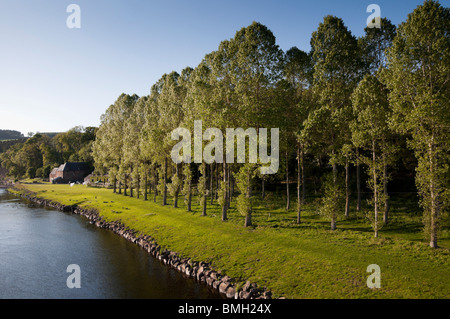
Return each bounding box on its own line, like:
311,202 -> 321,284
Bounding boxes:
0,189 -> 222,299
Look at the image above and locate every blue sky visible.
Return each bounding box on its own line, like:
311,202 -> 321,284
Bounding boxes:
0,0 -> 443,135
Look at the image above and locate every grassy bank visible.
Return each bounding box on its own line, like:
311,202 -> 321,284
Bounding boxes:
10,182 -> 450,299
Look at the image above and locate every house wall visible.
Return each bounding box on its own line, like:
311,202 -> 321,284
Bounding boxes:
49,169 -> 59,182
50,170 -> 89,183
62,170 -> 88,183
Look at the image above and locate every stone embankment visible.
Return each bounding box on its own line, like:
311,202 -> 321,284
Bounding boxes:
16,191 -> 274,299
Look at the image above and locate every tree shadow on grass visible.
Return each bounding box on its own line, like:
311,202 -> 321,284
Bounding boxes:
382,223 -> 423,236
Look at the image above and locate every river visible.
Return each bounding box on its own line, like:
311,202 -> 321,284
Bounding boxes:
0,189 -> 222,299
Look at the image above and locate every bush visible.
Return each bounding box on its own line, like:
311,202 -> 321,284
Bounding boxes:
35,167 -> 44,178
27,167 -> 36,179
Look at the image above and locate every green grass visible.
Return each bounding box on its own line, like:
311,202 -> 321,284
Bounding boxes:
11,182 -> 450,299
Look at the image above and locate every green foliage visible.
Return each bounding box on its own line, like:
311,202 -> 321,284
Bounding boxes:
156,165 -> 166,196
317,172 -> 344,229
217,180 -> 226,208
26,167 -> 36,179
358,18 -> 397,74
167,172 -> 181,197
235,164 -> 256,222
381,0 -> 450,247
181,163 -> 194,208
197,164 -> 208,211
80,10 -> 447,246
0,126 -> 97,181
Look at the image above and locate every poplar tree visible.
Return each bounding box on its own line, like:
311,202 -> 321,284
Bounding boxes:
184,59 -> 216,217
283,46 -> 312,223
123,96 -> 146,198
227,22 -> 284,226
208,42 -> 236,221
351,74 -> 391,237
357,18 -> 397,219
307,15 -> 360,229
93,94 -> 137,193
141,77 -> 165,204
381,0 -> 450,248
182,163 -> 193,211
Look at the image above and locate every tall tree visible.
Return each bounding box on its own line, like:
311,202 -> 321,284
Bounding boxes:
228,22 -> 284,227
359,18 -> 397,75
357,18 -> 397,217
123,96 -> 148,198
140,78 -> 165,201
184,59 -> 216,216
306,15 -> 361,229
93,94 -> 138,193
351,74 -> 393,237
161,68 -> 192,208
381,0 -> 450,248
284,46 -> 312,223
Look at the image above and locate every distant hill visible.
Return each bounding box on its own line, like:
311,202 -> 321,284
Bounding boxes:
0,130 -> 25,140
38,132 -> 62,138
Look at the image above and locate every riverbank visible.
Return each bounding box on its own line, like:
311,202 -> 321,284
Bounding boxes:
10,183 -> 450,299
10,187 -> 267,299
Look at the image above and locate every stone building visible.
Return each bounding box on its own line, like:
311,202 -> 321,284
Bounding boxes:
49,162 -> 91,184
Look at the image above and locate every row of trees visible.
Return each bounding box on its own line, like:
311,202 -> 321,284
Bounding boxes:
0,126 -> 96,180
92,1 -> 448,248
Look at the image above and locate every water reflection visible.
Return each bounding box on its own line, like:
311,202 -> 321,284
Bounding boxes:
0,189 -> 222,299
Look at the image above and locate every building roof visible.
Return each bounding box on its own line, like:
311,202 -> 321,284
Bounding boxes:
56,162 -> 90,172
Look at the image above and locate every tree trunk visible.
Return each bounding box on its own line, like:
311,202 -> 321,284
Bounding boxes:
130,182 -> 133,197
187,178 -> 192,212
244,171 -> 252,227
227,164 -> 232,206
154,169 -> 158,203
383,151 -> 389,224
372,139 -> 379,238
129,166 -> 134,198
163,158 -> 167,205
301,147 -> 306,204
215,162 -> 219,200
230,170 -> 234,203
144,169 -> 148,201
202,193 -> 207,216
210,163 -> 214,205
331,161 -> 337,231
222,160 -> 228,221
331,218 -> 336,231
429,138 -> 438,248
202,164 -> 207,217
174,164 -> 179,208
297,146 -> 301,224
261,175 -> 265,200
124,174 -> 127,196
113,177 -> 117,193
136,172 -> 140,199
244,212 -> 252,227
356,148 -> 361,212
345,158 -> 350,219
286,151 -> 290,210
